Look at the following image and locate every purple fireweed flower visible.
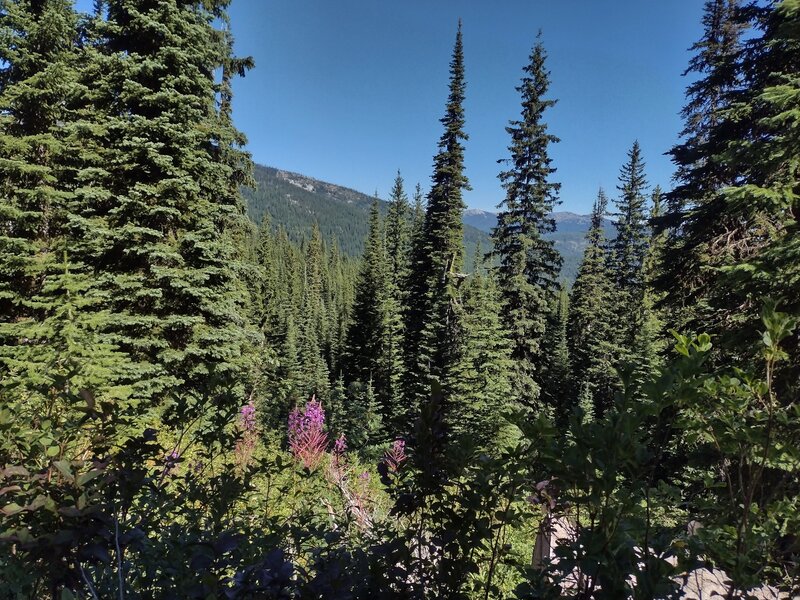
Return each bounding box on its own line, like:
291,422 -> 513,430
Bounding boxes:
288,397 -> 328,470
333,434 -> 347,456
358,471 -> 370,481
382,439 -> 406,473
239,399 -> 257,432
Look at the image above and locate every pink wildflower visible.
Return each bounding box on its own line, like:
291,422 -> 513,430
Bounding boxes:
382,439 -> 407,473
288,397 -> 328,470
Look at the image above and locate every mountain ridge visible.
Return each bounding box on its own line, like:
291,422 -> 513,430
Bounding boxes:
242,164 -> 610,279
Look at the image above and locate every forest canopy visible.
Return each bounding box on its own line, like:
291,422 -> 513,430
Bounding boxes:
0,0 -> 798,598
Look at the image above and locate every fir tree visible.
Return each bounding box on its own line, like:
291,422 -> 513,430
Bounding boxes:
61,0 -> 255,427
383,172 -> 410,433
385,171 -> 411,292
491,36 -> 562,411
402,22 -> 470,430
298,224 -> 330,401
0,0 -> 95,409
659,0 -> 745,334
608,140 -> 650,368
567,190 -> 617,417
451,247 -> 514,451
540,281 -> 571,424
345,201 -> 389,400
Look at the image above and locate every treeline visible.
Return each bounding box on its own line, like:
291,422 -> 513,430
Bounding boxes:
1,0 -> 798,598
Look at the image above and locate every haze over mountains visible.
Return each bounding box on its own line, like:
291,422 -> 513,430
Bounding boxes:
243,164 -> 614,280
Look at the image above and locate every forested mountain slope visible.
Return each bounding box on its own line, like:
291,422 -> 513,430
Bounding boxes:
242,164 -> 614,279
243,164 -> 489,269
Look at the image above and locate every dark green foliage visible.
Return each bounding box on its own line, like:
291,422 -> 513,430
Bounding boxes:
567,190 -> 617,417
491,36 -> 563,411
62,0 -> 256,426
402,22 -> 470,431
451,248 -> 514,450
539,281 -> 571,423
344,201 -> 391,418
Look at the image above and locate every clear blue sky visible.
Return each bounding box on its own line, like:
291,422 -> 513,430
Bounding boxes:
75,1 -> 705,214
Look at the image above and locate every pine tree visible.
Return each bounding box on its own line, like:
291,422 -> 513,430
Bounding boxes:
491,36 -> 562,411
567,190 -> 617,417
540,281 -> 571,424
60,0 -> 255,427
402,22 -> 470,430
451,247 -> 514,451
659,0 -> 745,334
345,201 -> 389,399
608,141 -> 650,363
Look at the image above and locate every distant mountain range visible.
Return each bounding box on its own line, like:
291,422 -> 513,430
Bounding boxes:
242,165 -> 613,280
463,208 -> 616,280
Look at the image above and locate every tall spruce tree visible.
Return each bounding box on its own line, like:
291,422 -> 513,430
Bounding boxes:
567,190 -> 617,417
608,141 -> 650,363
59,0 -> 255,429
451,247 -> 514,450
402,22 -> 470,431
344,201 -> 390,408
491,36 -> 562,411
659,0 -> 745,334
383,172 -> 410,431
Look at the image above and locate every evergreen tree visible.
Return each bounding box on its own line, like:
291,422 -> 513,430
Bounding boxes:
0,0 -> 111,413
402,22 -> 470,431
703,0 -> 800,380
297,224 -> 330,401
451,247 -> 514,451
567,190 -> 617,417
383,172 -> 410,433
491,36 -> 562,411
60,0 -> 255,427
633,186 -> 668,385
539,281 -> 571,424
411,182 -> 425,240
608,141 -> 650,362
344,201 -> 389,400
385,171 -> 411,292
659,0 -> 745,334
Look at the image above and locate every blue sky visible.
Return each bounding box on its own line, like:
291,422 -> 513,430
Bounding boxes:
75,1 -> 705,214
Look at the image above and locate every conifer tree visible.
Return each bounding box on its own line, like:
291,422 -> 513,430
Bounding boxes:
385,171 -> 411,292
402,22 -> 470,429
383,173 -> 410,432
451,247 -> 514,450
491,36 -> 562,410
567,190 -> 617,417
659,0 -> 745,333
701,0 -> 800,378
61,0 -> 255,426
345,201 -> 389,397
633,186 -> 668,384
298,224 -> 330,401
539,281 -> 571,424
608,141 -> 650,359
411,183 -> 426,240
0,0 -> 102,409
